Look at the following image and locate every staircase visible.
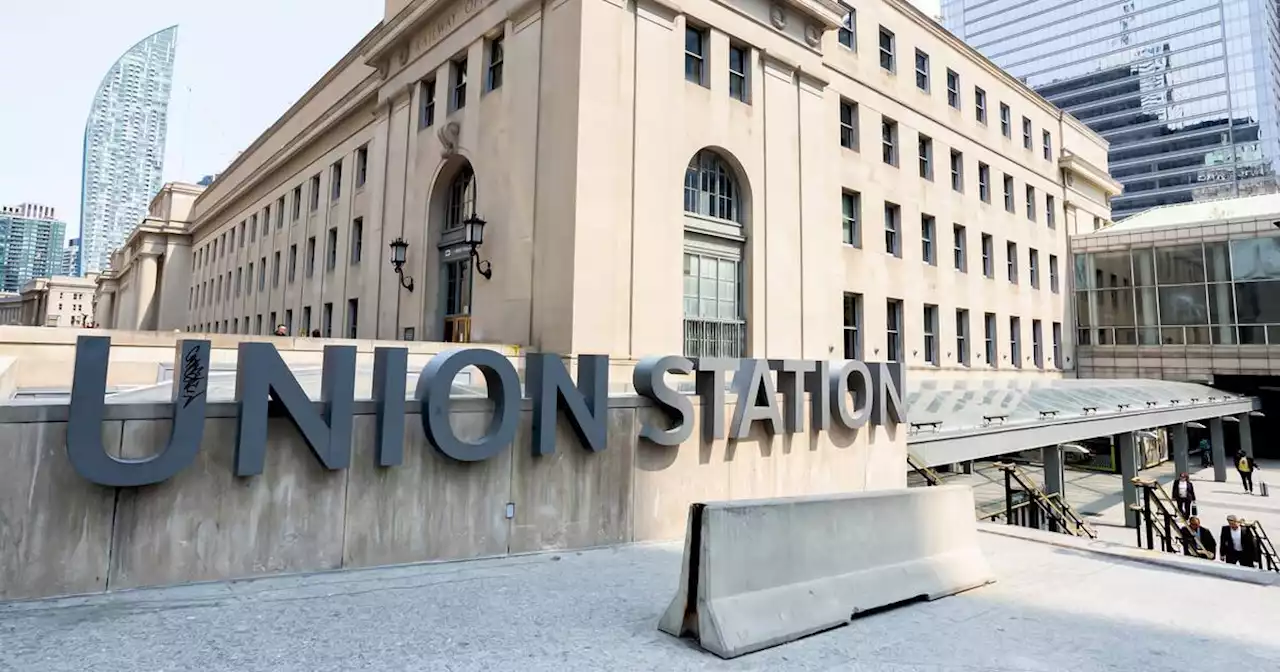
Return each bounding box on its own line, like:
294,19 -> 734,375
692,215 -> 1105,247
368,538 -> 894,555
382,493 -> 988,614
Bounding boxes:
1131,478 -> 1211,559
989,462 -> 1097,539
907,453 -> 942,487
1248,520 -> 1279,572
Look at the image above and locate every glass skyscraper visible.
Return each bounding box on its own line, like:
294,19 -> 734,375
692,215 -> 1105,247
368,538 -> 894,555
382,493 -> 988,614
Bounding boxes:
0,205 -> 67,293
79,25 -> 178,276
943,0 -> 1280,219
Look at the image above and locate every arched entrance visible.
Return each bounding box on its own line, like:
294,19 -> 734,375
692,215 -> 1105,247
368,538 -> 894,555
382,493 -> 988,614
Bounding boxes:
432,160 -> 477,342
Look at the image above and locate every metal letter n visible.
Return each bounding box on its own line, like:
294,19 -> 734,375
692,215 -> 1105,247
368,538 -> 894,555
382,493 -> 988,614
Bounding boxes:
526,353 -> 610,456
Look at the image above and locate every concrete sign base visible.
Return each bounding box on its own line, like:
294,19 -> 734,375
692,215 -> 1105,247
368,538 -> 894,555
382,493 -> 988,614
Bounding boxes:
658,486 -> 995,658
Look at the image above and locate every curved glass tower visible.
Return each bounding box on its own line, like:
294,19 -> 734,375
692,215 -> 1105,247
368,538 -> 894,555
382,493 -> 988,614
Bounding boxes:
78,25 -> 178,276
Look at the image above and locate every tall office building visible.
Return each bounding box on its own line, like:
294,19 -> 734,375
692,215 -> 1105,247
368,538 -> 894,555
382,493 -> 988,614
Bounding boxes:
78,25 -> 178,276
0,204 -> 67,293
942,0 -> 1280,220
62,238 -> 81,277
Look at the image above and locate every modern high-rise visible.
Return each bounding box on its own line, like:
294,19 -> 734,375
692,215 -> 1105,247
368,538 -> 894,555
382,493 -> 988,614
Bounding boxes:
942,0 -> 1280,220
78,25 -> 178,276
62,238 -> 81,276
0,204 -> 67,293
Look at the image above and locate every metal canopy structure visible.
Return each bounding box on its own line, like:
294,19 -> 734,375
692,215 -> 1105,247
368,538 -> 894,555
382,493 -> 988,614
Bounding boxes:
907,378 -> 1261,467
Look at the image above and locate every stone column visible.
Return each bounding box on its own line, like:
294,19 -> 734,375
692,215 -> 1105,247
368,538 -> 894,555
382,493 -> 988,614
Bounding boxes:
1042,445 -> 1065,497
1171,422 -> 1190,477
1238,413 -> 1254,458
1210,417 -> 1227,482
1119,433 -> 1139,528
134,253 -> 159,331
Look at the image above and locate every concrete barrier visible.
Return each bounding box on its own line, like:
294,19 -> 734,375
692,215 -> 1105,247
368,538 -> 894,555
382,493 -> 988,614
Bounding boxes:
658,486 -> 994,658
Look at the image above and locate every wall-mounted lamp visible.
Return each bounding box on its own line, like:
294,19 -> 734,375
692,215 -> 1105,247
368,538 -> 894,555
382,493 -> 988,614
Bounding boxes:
1222,415 -> 1240,423
462,214 -> 493,280
388,237 -> 414,291
1250,411 -> 1266,417
1185,421 -> 1206,429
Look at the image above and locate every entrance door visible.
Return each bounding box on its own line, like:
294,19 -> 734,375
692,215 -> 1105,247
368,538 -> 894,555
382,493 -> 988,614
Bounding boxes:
442,259 -> 471,343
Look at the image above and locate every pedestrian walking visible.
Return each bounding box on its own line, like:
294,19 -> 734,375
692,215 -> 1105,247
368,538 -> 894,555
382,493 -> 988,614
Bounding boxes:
1219,515 -> 1259,567
1172,472 -> 1196,520
1236,453 -> 1258,494
1180,516 -> 1215,560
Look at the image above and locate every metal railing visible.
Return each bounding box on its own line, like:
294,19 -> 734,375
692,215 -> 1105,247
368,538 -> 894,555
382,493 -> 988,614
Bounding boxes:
907,453 -> 942,486
683,318 -> 746,358
1247,520 -> 1279,572
1130,478 -> 1210,559
988,462 -> 1097,538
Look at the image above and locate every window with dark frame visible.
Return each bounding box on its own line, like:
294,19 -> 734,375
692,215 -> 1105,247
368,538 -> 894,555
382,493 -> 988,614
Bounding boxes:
984,312 -> 997,367
840,99 -> 859,150
975,87 -> 986,123
950,150 -> 963,192
842,292 -> 862,359
838,9 -> 856,49
915,49 -> 929,91
953,224 -> 966,272
886,299 -> 903,363
1000,103 -> 1011,137
921,214 -> 936,265
918,134 -> 933,180
451,57 -> 468,111
685,26 -> 707,85
881,117 -> 898,166
884,202 -> 901,257
419,78 -> 436,129
729,44 -> 750,102
486,37 -> 504,91
878,27 -> 895,71
842,190 -> 861,246
956,309 -> 970,366
946,69 -> 959,108
923,304 -> 939,365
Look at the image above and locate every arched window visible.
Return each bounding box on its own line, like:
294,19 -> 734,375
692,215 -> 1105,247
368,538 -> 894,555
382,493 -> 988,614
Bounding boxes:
683,150 -> 741,223
444,165 -> 476,230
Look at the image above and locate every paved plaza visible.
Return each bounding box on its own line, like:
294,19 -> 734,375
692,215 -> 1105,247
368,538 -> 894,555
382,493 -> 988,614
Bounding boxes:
2,524 -> 1278,671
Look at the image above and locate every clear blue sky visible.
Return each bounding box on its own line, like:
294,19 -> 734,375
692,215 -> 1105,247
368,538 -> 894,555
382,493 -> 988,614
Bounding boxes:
0,0 -> 382,240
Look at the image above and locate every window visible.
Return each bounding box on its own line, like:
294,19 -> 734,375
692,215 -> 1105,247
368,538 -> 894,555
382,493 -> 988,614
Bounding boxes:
302,306 -> 312,335
1022,116 -> 1032,149
978,162 -> 990,201
842,293 -> 862,359
288,244 -> 297,283
945,69 -> 959,108
981,234 -> 993,277
950,150 -> 963,192
445,165 -> 478,229
234,318 -> 239,334
956,309 -> 970,366
881,117 -> 898,166
838,9 -> 856,49
255,315 -> 263,335
1046,195 -> 1056,228
1002,174 -> 1014,212
685,26 -> 706,85
235,267 -> 242,296
1000,103 -> 1011,137
238,221 -> 245,247
1032,319 -> 1044,368
259,256 -> 267,290
1042,130 -> 1052,160
1025,185 -> 1035,221
984,313 -> 997,367
1006,241 -> 1018,283
1010,317 -> 1022,368
884,202 -> 901,257
886,299 -> 903,363
262,208 -> 270,236
921,215 -> 935,265
923,304 -> 939,365
247,262 -> 254,294
914,49 -> 929,91
330,161 -> 342,202
272,251 -> 281,287
682,253 -> 744,357
269,313 -> 277,333
1052,322 -> 1063,368
729,44 -> 749,102
975,87 -> 987,124
356,145 -> 368,187
451,57 -> 468,111
279,196 -> 288,227
684,150 -> 740,222
953,224 -> 966,272
486,37 -> 504,91
842,190 -> 861,246
878,27 -> 895,71
419,78 -> 436,129
327,227 -> 338,271
839,99 -> 859,150
230,229 -> 236,250
918,134 -> 933,180
347,298 -> 359,339
323,302 -> 333,338
249,215 -> 256,242
1049,254 -> 1059,293
351,218 -> 364,264
1029,248 -> 1040,288
309,175 -> 320,211
305,237 -> 316,277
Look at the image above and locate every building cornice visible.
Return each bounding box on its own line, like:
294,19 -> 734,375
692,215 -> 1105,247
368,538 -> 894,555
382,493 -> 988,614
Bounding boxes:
1059,150 -> 1123,197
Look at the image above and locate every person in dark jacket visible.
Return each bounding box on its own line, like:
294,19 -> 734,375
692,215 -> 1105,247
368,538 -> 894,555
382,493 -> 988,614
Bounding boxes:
1236,454 -> 1259,494
1171,472 -> 1196,519
1180,516 -> 1215,560
1219,515 -> 1259,567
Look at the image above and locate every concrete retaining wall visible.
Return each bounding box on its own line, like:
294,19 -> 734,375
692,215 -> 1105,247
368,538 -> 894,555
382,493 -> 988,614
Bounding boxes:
0,395 -> 905,601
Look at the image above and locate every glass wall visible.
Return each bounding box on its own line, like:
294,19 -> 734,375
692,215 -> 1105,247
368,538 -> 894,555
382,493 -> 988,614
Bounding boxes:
1074,236 -> 1280,345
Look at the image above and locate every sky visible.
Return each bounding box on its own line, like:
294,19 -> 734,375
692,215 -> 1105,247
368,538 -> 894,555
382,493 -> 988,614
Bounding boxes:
0,0 -> 942,242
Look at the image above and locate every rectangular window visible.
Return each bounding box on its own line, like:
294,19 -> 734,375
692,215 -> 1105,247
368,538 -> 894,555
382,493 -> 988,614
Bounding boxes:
886,298 -> 903,363
1000,103 -> 1011,137
323,302 -> 333,338
272,252 -> 281,287
259,256 -> 266,290
918,134 -> 932,180
975,87 -> 986,123
1046,195 -> 1056,228
249,215 -> 256,242
923,304 -> 939,365
881,117 -> 898,166
269,312 -> 277,334
981,234 -> 994,277
1032,319 -> 1044,369
419,78 -> 436,129
278,310 -> 288,335
984,313 -> 997,367
884,202 -> 901,257
347,298 -> 359,339
305,236 -> 316,277
238,221 -> 245,247
235,267 -> 242,296
246,262 -> 254,294
1025,185 -> 1035,220
914,49 -> 929,91
685,26 -> 706,85
842,292 -> 862,359
486,37 -> 504,91
950,150 -> 963,192
956,309 -> 970,366
953,224 -> 966,272
309,174 -> 320,211
1042,130 -> 1052,160
729,44 -> 749,102
356,145 -> 368,188
1029,248 -> 1040,288
262,207 -> 270,236
838,9 -> 856,49
351,217 -> 364,264
1052,322 -> 1063,368
230,229 -> 236,250
978,162 -> 990,202
327,227 -> 338,271
331,160 -> 342,202
1022,116 -> 1032,149
839,99 -> 859,150
1049,254 -> 1059,293
878,27 -> 895,72
946,69 -> 959,108
1002,174 -> 1016,212
288,244 -> 297,283
1010,316 -> 1022,368
842,190 -> 861,246
451,57 -> 468,111
302,306 -> 312,335
255,315 -> 262,335
278,196 -> 287,227
921,214 -> 935,265
1006,241 -> 1018,284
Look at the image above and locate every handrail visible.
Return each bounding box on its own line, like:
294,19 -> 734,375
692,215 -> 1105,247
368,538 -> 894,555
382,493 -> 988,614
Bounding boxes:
1245,520 -> 1280,572
907,453 -> 942,487
994,462 -> 1097,539
1132,478 -> 1210,559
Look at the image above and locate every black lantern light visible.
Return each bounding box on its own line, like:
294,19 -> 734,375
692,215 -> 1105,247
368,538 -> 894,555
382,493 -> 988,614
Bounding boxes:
388,237 -> 414,291
462,214 -> 493,280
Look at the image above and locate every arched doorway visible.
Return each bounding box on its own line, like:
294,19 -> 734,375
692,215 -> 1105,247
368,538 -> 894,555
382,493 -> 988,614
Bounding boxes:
437,162 -> 476,342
